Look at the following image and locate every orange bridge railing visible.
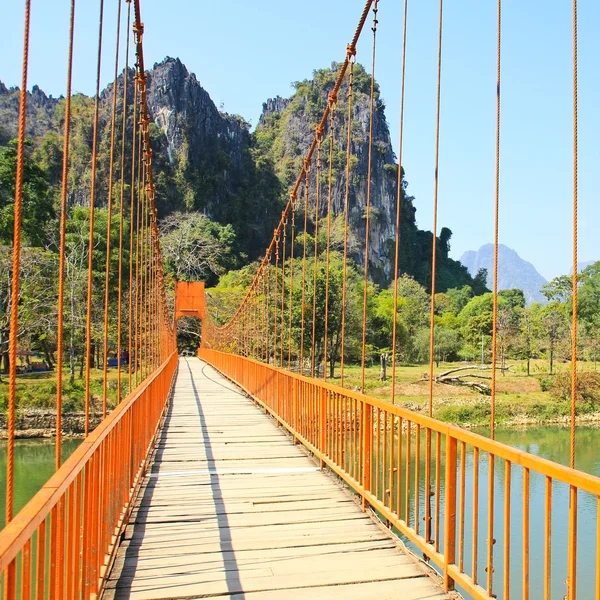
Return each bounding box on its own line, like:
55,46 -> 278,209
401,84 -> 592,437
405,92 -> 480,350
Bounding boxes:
0,351 -> 177,598
199,349 -> 600,600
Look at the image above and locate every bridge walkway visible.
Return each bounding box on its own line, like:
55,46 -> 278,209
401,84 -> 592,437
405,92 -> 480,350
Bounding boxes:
104,357 -> 449,599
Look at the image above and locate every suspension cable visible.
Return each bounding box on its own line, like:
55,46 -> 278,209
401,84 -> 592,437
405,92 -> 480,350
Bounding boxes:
311,135 -> 323,377
128,62 -> 139,392
287,193 -> 296,369
300,168 -> 309,375
54,0 -> 76,469
570,0 -> 578,472
391,0 -> 409,404
323,96 -> 336,380
360,0 -> 379,393
5,0 -> 31,530
340,51 -> 355,388
84,0 -> 105,437
116,0 -> 132,403
427,0 -> 443,418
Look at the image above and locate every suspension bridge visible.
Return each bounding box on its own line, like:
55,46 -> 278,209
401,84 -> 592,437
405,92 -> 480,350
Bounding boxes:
0,1 -> 596,599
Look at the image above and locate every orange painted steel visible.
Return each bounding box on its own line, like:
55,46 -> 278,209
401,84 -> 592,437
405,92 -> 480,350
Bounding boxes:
175,281 -> 206,321
391,0 -> 408,404
199,348 -> 600,600
340,55 -> 354,388
360,0 -> 378,394
0,351 -> 177,598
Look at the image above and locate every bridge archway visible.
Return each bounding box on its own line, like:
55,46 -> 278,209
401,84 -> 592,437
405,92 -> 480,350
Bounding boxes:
175,281 -> 206,322
174,282 -> 206,354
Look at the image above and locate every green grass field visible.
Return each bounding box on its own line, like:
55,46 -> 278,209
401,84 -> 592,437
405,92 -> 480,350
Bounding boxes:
0,368 -> 127,413
325,359 -> 599,427
2,357 -> 599,428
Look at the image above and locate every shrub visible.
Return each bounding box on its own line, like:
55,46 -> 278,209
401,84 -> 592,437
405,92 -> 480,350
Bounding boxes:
549,372 -> 600,410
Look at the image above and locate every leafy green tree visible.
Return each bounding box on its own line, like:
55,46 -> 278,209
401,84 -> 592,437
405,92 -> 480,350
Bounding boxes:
0,246 -> 58,375
414,326 -> 461,365
0,140 -> 54,246
372,289 -> 409,354
515,304 -> 543,376
292,253 -> 368,377
445,285 -> 474,314
499,288 -> 526,310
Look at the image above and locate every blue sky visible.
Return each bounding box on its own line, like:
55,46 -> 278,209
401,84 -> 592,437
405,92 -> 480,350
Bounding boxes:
2,0 -> 598,281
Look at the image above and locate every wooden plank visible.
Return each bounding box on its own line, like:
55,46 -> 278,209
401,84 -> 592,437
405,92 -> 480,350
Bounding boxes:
103,357 -> 448,600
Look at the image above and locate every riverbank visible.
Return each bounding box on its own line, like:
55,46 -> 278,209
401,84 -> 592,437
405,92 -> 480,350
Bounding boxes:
0,409 -> 103,438
3,359 -> 599,435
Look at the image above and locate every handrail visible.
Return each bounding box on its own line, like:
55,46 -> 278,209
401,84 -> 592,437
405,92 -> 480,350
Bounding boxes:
0,350 -> 178,595
199,349 -> 600,600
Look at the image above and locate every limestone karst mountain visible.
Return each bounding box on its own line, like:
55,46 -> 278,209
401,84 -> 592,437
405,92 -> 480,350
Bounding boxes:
460,244 -> 548,305
1,57 -> 485,292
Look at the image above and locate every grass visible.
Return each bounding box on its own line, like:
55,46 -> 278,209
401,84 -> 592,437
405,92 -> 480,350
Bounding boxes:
3,357 -> 599,428
324,359 -> 599,427
0,367 -> 128,414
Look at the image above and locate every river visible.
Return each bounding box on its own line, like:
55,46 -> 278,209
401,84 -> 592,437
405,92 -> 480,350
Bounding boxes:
0,427 -> 598,598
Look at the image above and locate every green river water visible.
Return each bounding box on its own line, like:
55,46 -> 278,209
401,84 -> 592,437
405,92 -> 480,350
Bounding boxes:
0,427 -> 598,599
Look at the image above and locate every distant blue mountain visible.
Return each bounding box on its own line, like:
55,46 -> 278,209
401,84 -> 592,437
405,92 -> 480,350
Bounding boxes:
460,244 -> 548,305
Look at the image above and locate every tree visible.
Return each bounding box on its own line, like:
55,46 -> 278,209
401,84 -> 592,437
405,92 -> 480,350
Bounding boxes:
0,140 -> 54,246
0,246 -> 58,376
515,304 -> 543,376
414,326 -> 461,366
540,302 -> 569,374
292,253 -> 368,377
446,285 -> 474,314
160,212 -> 237,284
499,288 -> 526,310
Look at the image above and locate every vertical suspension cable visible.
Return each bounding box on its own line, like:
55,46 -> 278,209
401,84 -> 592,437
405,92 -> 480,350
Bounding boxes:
323,97 -> 336,381
128,67 -> 138,392
265,252 -> 271,362
391,0 -> 408,404
116,0 -> 131,403
360,0 -> 379,393
102,0 -> 123,418
570,0 -> 578,471
55,0 -> 76,469
311,135 -> 323,377
300,167 -> 309,375
568,3 -> 578,595
427,0 -> 443,418
490,0 -> 502,441
487,2 -> 502,594
137,156 -> 145,379
273,233 -> 280,366
340,52 -> 355,388
84,0 -> 105,437
280,216 -> 287,367
6,0 -> 31,529
287,194 -> 296,369
133,106 -> 143,386
424,0 -> 443,552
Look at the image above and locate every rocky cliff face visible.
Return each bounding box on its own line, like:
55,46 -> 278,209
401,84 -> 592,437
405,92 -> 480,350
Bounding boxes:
0,58 -> 283,260
0,82 -> 60,141
254,64 -> 485,290
140,58 -> 284,258
256,64 -> 410,284
0,59 -> 482,290
146,58 -> 249,176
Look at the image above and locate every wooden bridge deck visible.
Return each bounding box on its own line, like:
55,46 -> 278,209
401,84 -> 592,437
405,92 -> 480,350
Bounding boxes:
104,357 -> 449,599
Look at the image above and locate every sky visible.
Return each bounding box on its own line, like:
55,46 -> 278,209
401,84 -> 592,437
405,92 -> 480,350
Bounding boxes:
1,0 -> 599,281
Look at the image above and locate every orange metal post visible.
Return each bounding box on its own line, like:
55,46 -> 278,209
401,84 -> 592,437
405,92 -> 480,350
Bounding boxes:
443,435 -> 457,591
